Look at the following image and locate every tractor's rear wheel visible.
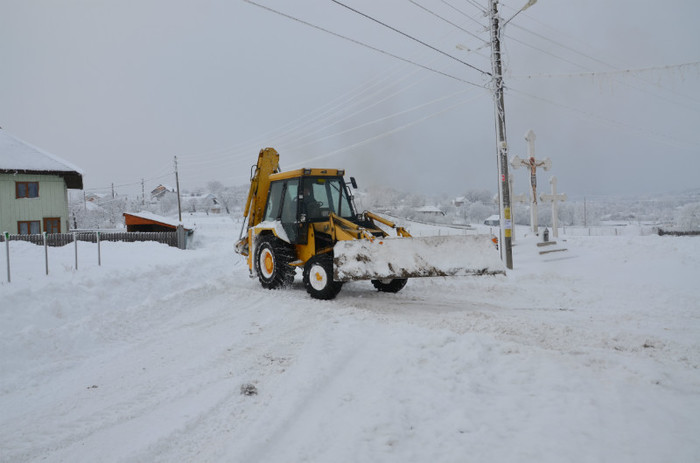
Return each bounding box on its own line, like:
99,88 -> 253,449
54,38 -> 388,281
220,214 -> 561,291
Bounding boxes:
254,235 -> 296,289
371,278 -> 408,293
303,254 -> 343,300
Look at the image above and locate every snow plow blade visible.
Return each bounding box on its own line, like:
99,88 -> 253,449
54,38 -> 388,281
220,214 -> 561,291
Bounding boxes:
333,234 -> 506,282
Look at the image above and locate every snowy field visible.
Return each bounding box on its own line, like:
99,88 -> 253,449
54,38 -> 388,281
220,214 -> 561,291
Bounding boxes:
1,215 -> 699,463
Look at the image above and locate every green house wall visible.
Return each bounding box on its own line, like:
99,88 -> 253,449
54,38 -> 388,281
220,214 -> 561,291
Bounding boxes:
0,173 -> 70,234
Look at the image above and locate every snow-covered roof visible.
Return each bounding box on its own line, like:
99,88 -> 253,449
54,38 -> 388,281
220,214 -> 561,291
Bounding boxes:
415,205 -> 444,213
0,129 -> 83,189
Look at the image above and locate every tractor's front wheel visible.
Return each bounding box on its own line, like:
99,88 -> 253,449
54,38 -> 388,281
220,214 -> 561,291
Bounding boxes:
303,254 -> 343,300
371,278 -> 408,293
254,235 -> 296,289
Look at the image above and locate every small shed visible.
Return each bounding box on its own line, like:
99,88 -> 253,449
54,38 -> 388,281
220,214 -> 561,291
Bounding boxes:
123,212 -> 192,234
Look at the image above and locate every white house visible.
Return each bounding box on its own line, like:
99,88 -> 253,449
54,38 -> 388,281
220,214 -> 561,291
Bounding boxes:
151,184 -> 176,200
0,130 -> 83,235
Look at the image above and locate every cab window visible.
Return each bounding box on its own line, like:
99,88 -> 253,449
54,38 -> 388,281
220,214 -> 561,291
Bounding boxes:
263,182 -> 284,222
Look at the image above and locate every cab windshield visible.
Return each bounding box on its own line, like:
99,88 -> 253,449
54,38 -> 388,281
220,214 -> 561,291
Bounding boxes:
302,177 -> 355,221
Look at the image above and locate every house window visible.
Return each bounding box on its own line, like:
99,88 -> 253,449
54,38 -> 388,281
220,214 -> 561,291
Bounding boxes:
16,182 -> 39,198
18,221 -> 41,235
44,218 -> 61,234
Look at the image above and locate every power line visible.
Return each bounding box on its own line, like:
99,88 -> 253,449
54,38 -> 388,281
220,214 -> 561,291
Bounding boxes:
509,87 -> 700,150
289,93 -> 487,167
505,33 -> 586,71
510,61 -> 700,80
84,170 -> 173,194
329,0 -> 490,77
462,0 -> 487,14
440,0 -> 488,28
285,86 -> 478,153
499,5 -> 700,109
175,58 -> 443,169
242,0 -> 487,88
409,0 -> 488,45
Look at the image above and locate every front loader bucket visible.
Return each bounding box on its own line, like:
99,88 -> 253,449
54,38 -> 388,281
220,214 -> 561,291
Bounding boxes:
333,234 -> 506,282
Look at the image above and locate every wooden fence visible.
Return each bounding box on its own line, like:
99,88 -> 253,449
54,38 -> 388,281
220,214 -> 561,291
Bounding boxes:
1,231 -> 181,248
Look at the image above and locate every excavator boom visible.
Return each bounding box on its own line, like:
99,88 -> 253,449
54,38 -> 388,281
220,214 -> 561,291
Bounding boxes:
242,147 -> 280,231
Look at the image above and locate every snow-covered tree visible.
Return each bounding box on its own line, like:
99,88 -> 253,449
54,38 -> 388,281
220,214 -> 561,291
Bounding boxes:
676,202 -> 700,230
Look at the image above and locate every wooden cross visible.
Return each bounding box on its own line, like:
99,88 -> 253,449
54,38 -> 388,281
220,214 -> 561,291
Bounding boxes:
540,176 -> 567,238
511,129 -> 551,234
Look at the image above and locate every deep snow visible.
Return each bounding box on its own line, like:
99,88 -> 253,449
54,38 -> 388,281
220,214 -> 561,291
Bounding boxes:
1,215 -> 699,462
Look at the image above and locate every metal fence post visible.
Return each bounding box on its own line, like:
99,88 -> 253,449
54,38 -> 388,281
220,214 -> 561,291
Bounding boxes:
74,232 -> 78,271
44,232 -> 49,275
97,231 -> 101,266
4,232 -> 9,283
177,225 -> 186,250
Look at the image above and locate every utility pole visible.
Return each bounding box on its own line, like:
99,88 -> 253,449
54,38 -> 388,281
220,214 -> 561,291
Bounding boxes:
489,0 -> 513,269
174,156 -> 182,222
141,178 -> 145,206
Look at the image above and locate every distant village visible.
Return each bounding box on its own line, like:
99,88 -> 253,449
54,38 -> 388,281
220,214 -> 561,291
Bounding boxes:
2,127 -> 697,237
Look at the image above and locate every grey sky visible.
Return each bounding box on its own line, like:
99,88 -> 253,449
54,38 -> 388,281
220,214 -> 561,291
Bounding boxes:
1,0 -> 698,199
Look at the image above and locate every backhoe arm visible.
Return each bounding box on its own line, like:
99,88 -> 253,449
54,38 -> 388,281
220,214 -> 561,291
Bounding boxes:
242,147 -> 280,230
236,147 -> 280,258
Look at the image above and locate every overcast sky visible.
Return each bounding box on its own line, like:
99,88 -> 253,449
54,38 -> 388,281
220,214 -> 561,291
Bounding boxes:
1,0 -> 699,199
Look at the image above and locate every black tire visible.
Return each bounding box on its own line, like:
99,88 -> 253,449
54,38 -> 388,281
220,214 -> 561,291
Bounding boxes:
303,254 -> 343,300
254,235 -> 296,289
371,278 -> 408,293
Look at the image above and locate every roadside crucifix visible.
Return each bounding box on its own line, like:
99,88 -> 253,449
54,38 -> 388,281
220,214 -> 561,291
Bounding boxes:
511,129 -> 551,235
540,176 -> 567,238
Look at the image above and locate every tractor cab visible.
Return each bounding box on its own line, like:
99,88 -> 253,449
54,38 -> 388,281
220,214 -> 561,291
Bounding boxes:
261,169 -> 358,245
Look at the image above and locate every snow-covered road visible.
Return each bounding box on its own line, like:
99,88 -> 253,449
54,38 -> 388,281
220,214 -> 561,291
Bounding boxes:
1,217 -> 698,462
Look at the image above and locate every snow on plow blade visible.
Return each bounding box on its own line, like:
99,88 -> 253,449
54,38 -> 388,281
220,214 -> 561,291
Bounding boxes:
333,234 -> 506,282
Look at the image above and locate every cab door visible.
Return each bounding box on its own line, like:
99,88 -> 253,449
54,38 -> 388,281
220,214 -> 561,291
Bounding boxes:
263,178 -> 307,244
278,179 -> 300,243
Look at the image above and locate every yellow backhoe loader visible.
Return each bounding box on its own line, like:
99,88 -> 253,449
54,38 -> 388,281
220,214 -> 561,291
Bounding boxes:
235,148 -> 505,299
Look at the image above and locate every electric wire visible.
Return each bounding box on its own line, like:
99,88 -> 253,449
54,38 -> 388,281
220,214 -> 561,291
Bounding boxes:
510,61 -> 700,81
84,170 -> 174,194
509,87 -> 700,151
284,86 -> 478,153
242,0 -> 487,88
329,0 -> 491,77
409,0 -> 488,45
287,92 -> 488,167
269,72 -> 434,151
462,0 -> 487,14
499,4 -> 700,109
504,30 -> 700,113
440,0 -> 488,29
175,53 -> 448,171
175,59 -> 421,166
